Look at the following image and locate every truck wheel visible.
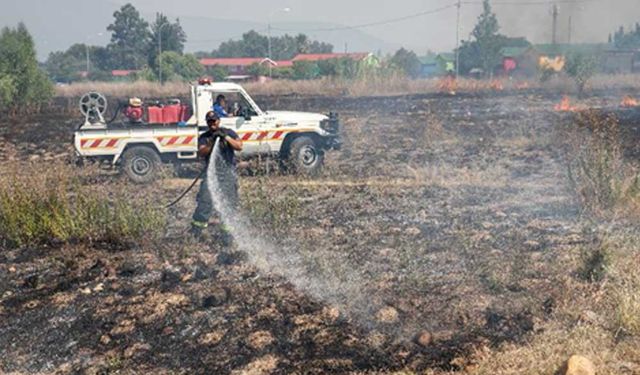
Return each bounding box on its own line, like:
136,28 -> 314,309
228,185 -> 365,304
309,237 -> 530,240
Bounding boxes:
286,136 -> 324,176
121,146 -> 161,184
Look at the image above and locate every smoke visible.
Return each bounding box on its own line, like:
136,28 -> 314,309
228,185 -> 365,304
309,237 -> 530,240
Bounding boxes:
489,0 -> 639,45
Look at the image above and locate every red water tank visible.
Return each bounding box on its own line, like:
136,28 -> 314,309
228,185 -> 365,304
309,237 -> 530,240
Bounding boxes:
162,104 -> 182,124
180,105 -> 192,122
147,106 -> 163,124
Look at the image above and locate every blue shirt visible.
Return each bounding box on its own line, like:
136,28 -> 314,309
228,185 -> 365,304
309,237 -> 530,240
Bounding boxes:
213,103 -> 229,118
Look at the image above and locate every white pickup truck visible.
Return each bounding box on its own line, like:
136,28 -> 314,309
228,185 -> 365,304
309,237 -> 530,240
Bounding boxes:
74,82 -> 341,183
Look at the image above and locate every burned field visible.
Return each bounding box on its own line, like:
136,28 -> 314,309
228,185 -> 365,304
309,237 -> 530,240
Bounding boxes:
0,92 -> 638,374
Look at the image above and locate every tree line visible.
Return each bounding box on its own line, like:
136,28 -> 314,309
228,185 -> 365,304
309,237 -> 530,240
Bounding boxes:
0,23 -> 53,112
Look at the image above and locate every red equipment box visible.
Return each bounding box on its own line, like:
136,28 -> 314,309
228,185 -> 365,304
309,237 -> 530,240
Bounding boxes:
147,106 -> 163,124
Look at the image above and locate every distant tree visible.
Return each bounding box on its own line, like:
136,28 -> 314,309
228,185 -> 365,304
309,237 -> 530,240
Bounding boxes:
317,57 -> 359,79
457,24 -> 530,76
45,44 -> 113,82
158,51 -> 204,82
206,64 -> 230,81
148,13 -> 186,68
213,30 -> 333,60
389,48 -> 422,78
471,0 -> 502,77
246,62 -> 270,77
564,53 -> 598,97
292,61 -> 320,80
0,23 -> 53,111
107,3 -> 151,69
612,23 -> 640,49
45,50 -> 82,82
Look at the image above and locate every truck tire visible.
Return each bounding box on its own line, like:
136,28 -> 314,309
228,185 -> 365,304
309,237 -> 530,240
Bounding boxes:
121,146 -> 161,184
286,136 -> 324,176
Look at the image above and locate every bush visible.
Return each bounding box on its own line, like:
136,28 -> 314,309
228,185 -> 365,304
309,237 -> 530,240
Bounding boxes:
157,51 -> 205,82
292,61 -> 320,80
0,163 -> 165,248
389,48 -> 422,79
567,111 -> 640,216
564,53 -> 599,96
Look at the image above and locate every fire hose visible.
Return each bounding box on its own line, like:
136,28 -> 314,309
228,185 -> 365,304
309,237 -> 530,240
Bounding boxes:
164,167 -> 207,209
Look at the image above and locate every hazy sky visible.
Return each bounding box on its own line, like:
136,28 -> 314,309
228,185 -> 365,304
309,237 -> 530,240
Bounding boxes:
2,0 -> 639,59
111,0 -> 639,53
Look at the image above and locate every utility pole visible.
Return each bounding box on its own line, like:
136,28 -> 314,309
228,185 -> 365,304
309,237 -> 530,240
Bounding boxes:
455,0 -> 461,79
85,45 -> 90,76
552,4 -> 559,45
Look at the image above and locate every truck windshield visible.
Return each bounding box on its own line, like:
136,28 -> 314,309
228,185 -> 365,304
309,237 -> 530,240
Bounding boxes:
214,92 -> 260,117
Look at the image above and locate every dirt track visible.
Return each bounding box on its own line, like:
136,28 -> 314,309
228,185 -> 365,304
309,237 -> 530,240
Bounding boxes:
0,92 -> 634,373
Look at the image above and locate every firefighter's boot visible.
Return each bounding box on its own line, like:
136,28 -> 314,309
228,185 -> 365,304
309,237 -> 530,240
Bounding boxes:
189,221 -> 210,241
219,225 -> 234,248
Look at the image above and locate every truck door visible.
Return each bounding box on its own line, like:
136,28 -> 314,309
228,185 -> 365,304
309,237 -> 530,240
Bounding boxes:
218,92 -> 265,156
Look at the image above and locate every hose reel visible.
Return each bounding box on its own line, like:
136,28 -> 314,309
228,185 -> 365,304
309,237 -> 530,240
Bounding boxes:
79,92 -> 108,125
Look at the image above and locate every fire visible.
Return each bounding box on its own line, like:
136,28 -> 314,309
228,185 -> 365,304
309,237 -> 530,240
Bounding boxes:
516,82 -> 530,90
437,76 -> 457,95
554,96 -> 582,112
489,80 -> 504,91
621,95 -> 639,108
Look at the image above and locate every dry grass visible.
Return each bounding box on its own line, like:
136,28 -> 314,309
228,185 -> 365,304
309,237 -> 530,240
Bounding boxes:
0,161 -> 165,248
53,74 -> 640,100
55,81 -> 191,99
470,232 -> 640,375
566,111 -> 640,217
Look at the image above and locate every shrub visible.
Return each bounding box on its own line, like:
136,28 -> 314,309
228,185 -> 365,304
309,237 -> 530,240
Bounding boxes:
567,111 -> 640,216
564,53 -> 599,96
0,163 -> 165,248
241,177 -> 300,231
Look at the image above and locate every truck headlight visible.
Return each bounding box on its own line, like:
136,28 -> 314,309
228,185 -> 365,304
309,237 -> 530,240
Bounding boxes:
320,112 -> 340,134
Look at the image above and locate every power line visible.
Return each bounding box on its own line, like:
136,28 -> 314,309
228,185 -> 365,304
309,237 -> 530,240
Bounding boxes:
462,0 -> 598,5
272,3 -> 458,32
187,29 -> 268,45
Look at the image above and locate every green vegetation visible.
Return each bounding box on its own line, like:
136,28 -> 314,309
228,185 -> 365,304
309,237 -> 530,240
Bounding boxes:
210,30 -> 333,61
457,0 -> 530,77
389,48 -> 422,79
241,178 -> 301,232
0,23 -> 53,112
564,53 -> 599,96
567,111 -> 640,216
0,164 -> 165,248
44,3 -> 191,82
611,23 -> 640,49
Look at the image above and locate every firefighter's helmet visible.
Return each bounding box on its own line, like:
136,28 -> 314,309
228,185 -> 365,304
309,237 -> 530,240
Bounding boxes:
205,111 -> 219,123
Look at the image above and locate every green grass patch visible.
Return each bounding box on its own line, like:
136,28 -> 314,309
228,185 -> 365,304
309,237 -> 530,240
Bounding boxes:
0,163 -> 165,248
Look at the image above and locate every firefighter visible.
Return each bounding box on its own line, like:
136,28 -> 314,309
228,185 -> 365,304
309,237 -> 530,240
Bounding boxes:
190,111 -> 243,243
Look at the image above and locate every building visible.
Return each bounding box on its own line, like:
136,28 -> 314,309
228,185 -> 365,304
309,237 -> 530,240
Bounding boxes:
199,57 -> 278,76
291,52 -> 373,63
499,47 -> 539,76
417,53 -> 455,77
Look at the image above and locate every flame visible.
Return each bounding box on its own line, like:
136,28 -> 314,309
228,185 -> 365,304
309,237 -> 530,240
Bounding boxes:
489,80 -> 504,91
621,95 -> 639,108
437,76 -> 457,95
554,96 -> 581,112
516,82 -> 530,90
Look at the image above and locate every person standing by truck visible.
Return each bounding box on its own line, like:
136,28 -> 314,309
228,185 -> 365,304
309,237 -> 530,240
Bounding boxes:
190,111 -> 243,243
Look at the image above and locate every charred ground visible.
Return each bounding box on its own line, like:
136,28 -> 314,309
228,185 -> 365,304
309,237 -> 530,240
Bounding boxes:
0,91 -> 638,374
